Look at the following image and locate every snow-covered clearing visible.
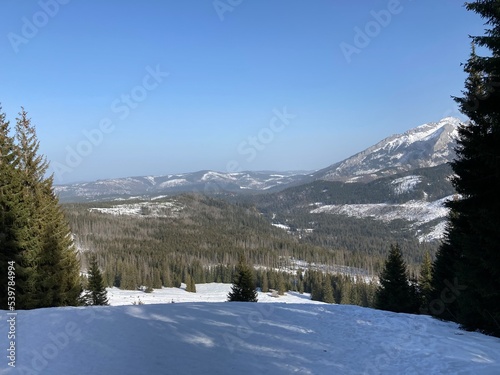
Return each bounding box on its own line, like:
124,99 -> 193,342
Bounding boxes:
310,196 -> 453,242
310,196 -> 451,224
2,283 -> 500,374
89,201 -> 183,218
391,175 -> 421,195
107,283 -> 324,306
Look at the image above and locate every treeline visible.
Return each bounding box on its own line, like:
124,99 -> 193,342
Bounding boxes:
255,268 -> 376,307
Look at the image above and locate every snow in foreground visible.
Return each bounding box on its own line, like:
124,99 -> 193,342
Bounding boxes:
1,285 -> 500,374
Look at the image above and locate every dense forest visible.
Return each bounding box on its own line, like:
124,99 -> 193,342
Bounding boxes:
60,190 -> 436,309
64,194 -> 382,286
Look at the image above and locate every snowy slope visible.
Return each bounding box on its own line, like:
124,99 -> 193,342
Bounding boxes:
2,294 -> 500,374
315,117 -> 462,182
310,195 -> 452,243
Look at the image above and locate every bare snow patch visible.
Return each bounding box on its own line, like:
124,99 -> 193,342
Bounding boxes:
311,196 -> 451,224
418,221 -> 447,243
391,175 -> 421,195
272,223 -> 291,231
90,201 -> 184,218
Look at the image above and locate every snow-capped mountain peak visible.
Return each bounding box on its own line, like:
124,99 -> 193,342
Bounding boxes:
315,117 -> 463,182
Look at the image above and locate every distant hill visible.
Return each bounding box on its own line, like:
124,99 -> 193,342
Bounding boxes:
55,170 -> 312,202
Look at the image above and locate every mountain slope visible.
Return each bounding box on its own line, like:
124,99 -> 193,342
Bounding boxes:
2,300 -> 500,375
239,164 -> 455,244
314,117 -> 461,182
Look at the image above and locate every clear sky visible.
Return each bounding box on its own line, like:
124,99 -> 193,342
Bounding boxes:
0,0 -> 487,183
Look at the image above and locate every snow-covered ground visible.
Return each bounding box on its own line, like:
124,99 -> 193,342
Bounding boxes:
2,283 -> 500,374
107,283 -> 325,306
391,175 -> 422,195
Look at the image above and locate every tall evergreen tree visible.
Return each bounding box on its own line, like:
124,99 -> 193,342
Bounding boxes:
418,251 -> 433,314
375,244 -> 415,314
0,106 -> 28,309
321,276 -> 335,304
0,107 -> 81,308
185,273 -> 196,293
83,253 -> 109,306
227,255 -> 258,302
15,109 -> 81,308
432,1 -> 500,336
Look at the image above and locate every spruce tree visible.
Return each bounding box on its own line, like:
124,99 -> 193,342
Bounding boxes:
0,106 -> 28,309
375,244 -> 415,314
261,271 -> 269,293
14,109 -> 81,308
185,273 -> 196,293
418,251 -> 433,314
321,276 -> 335,304
430,213 -> 462,321
227,255 -> 258,302
83,253 -> 109,306
432,1 -> 500,336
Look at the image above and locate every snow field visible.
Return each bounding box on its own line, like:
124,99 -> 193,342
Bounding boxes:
1,283 -> 500,374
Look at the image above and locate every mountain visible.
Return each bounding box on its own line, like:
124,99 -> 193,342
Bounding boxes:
4,293 -> 500,375
55,117 -> 462,202
55,170 -> 312,202
314,117 -> 462,182
241,164 -> 455,244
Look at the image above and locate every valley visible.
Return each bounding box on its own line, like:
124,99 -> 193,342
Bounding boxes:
62,118 -> 461,304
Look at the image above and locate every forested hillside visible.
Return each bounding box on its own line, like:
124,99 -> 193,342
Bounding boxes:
64,191 -> 434,289
64,195 -> 371,286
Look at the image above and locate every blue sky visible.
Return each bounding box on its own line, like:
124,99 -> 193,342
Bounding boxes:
0,0 -> 486,183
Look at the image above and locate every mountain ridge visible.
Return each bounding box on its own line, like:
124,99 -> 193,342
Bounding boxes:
55,117 -> 463,202
313,117 -> 462,183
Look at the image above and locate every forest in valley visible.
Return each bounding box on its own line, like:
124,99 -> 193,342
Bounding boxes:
62,192 -> 435,307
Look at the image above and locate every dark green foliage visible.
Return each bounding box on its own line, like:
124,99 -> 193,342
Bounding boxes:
418,251 -> 433,314
0,106 -> 81,309
63,194 -> 365,289
0,106 -> 27,310
375,244 -> 416,314
430,219 -> 462,321
431,0 -> 500,336
321,277 -> 335,304
260,271 -> 269,293
228,255 -> 258,302
83,253 -> 109,306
